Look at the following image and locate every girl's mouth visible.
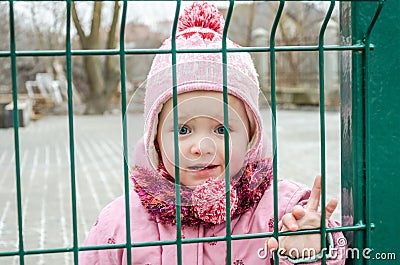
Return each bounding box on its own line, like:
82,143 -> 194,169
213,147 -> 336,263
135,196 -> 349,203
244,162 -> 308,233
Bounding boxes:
188,165 -> 219,171
184,165 -> 223,184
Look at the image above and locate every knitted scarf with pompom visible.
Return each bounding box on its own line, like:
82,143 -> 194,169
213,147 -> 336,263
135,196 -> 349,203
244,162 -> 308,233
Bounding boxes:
130,158 -> 273,227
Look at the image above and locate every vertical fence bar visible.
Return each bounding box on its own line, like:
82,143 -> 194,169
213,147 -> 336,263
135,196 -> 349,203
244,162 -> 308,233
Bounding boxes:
344,2 -> 367,262
361,2 -> 384,264
318,2 -> 335,264
221,1 -> 235,264
8,0 -> 25,264
269,1 -> 285,263
65,1 -> 79,264
339,1 -> 357,259
171,1 -> 182,264
119,1 -> 132,264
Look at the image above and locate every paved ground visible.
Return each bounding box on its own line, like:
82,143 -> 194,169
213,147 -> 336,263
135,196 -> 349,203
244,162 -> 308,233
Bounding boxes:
0,109 -> 342,264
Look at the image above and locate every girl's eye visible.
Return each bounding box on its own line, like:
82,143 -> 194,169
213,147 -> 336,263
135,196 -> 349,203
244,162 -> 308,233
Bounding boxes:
215,126 -> 226,135
178,125 -> 191,135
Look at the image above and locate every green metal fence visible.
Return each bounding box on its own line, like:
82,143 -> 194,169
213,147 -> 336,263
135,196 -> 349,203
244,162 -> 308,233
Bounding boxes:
1,0 -> 399,264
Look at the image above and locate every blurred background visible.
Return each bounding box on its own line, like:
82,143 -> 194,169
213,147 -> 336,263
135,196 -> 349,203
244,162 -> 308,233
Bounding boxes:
0,1 -> 340,119
0,2 -> 342,264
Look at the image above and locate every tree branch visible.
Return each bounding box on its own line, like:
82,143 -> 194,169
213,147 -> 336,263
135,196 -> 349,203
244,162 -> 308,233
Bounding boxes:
106,1 -> 120,49
105,1 -> 121,84
30,5 -> 45,49
90,2 -> 102,44
71,2 -> 87,46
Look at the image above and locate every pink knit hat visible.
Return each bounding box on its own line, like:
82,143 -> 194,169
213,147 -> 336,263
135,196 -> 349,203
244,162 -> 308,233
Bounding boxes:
144,2 -> 264,169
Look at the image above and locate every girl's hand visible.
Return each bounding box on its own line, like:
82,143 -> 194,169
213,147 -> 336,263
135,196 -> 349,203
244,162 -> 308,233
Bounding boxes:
266,176 -> 338,258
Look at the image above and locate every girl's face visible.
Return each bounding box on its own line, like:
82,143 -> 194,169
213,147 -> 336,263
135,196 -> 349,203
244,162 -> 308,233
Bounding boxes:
156,91 -> 251,187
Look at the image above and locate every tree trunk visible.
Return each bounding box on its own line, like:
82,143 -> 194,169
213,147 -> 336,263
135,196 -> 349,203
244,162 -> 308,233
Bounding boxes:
72,1 -> 121,115
81,55 -> 120,115
84,94 -> 110,115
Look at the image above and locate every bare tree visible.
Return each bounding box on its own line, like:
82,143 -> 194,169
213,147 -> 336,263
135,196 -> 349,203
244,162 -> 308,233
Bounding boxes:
29,4 -> 66,78
229,2 -> 334,87
0,3 -> 60,92
72,1 -> 121,114
0,3 -> 11,89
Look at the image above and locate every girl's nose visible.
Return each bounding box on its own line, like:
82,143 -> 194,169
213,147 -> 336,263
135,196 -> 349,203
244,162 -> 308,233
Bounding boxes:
190,137 -> 215,156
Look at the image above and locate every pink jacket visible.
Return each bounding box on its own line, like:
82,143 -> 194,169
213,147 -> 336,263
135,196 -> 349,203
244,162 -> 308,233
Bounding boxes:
79,178 -> 346,264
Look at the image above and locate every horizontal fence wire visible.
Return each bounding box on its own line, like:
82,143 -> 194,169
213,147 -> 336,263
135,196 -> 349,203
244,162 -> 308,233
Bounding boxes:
0,225 -> 368,257
1,0 -> 385,264
0,45 -> 376,58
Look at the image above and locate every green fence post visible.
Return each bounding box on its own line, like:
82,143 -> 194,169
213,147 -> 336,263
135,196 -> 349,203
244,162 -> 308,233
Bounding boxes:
363,0 -> 400,262
340,1 -> 373,263
341,0 -> 400,263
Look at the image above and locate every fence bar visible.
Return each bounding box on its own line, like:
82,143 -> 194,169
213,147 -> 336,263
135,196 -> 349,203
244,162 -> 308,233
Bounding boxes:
270,0 -> 285,263
222,1 -> 235,264
362,2 -> 384,265
65,1 -> 80,264
340,2 -> 366,263
0,223 -> 367,258
170,1 -> 182,264
362,0 -> 385,43
340,1 -> 386,264
362,1 -> 400,264
318,1 -> 335,264
118,1 -> 133,264
8,0 -> 25,264
0,44 -> 374,58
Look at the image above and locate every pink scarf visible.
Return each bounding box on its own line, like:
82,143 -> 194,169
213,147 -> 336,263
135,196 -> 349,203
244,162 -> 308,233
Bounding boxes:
130,158 -> 272,227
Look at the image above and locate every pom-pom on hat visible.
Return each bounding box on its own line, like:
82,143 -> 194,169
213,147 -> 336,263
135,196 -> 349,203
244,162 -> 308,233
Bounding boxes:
144,2 -> 264,169
178,1 -> 225,34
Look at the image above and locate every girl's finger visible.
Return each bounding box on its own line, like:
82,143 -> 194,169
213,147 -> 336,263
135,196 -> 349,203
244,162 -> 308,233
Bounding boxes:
292,205 -> 306,220
306,175 -> 322,212
281,213 -> 298,231
266,237 -> 279,253
325,198 -> 338,220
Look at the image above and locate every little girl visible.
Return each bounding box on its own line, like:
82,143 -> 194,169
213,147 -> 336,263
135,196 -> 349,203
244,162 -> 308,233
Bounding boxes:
80,2 -> 346,264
